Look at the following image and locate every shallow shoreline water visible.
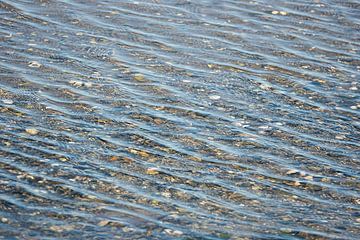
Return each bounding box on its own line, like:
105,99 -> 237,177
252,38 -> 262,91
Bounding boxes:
0,0 -> 359,239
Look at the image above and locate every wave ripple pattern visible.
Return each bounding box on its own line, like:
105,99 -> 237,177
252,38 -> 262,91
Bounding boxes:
0,0 -> 359,239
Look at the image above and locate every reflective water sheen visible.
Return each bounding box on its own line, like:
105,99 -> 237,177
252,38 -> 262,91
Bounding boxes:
0,0 -> 359,239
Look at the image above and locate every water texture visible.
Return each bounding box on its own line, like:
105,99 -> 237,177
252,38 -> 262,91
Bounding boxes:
0,0 -> 359,239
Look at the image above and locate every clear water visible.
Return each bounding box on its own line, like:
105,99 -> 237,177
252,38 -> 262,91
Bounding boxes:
0,0 -> 359,239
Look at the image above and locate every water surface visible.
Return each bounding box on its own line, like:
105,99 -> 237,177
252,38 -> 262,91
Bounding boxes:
0,0 -> 359,239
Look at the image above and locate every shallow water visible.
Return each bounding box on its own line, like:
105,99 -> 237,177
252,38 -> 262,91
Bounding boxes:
0,0 -> 359,239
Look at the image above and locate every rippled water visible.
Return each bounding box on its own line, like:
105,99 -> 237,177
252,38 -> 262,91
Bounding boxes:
0,0 -> 359,239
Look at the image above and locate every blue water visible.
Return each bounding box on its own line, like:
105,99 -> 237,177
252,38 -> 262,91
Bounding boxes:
0,0 -> 359,239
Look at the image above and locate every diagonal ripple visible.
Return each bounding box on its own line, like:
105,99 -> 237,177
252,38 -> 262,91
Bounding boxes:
0,0 -> 359,239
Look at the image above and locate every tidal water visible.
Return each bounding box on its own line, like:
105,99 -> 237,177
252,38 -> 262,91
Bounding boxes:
0,0 -> 359,239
